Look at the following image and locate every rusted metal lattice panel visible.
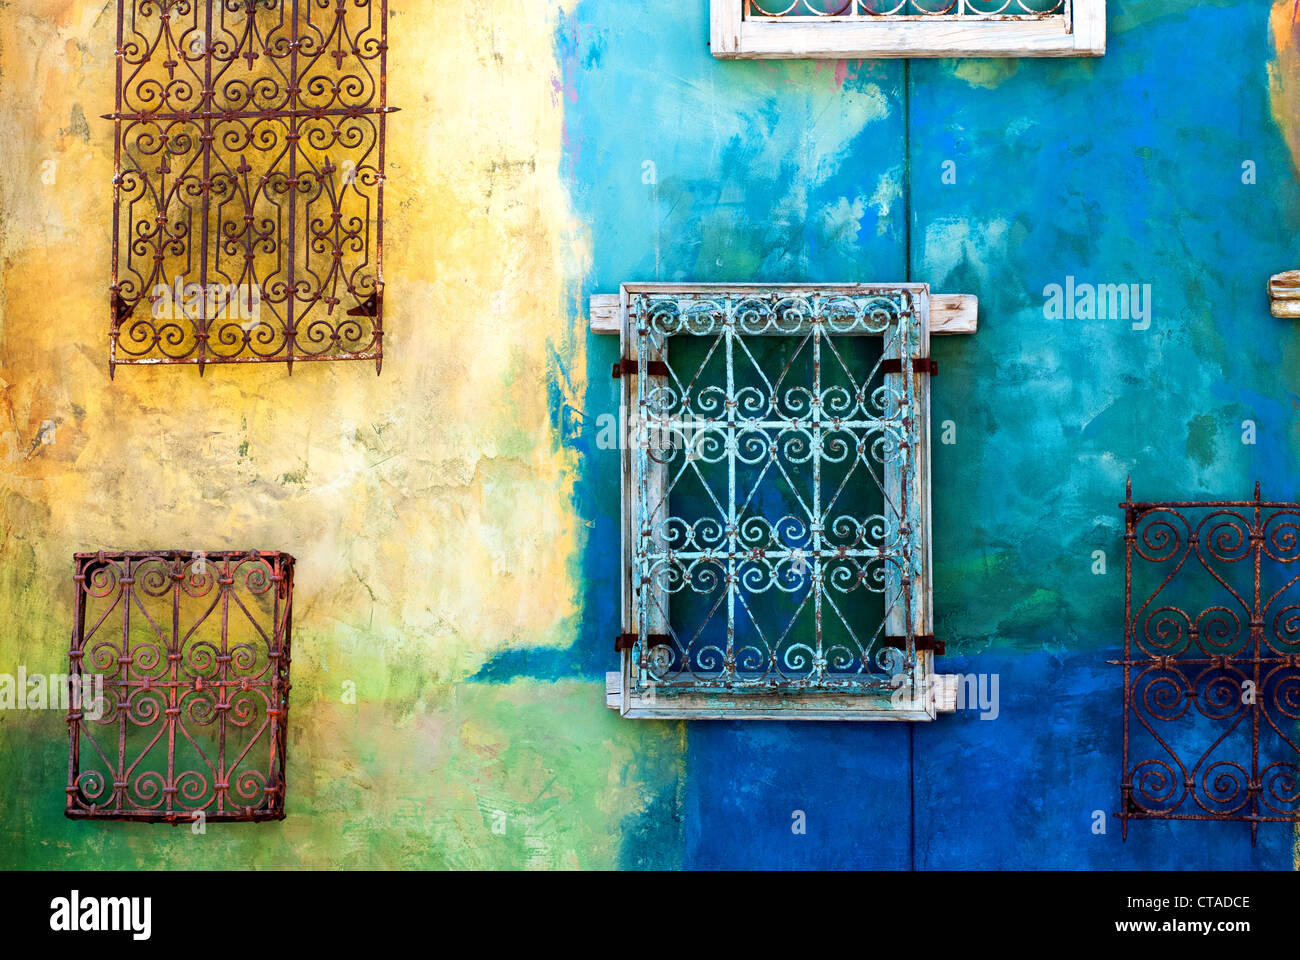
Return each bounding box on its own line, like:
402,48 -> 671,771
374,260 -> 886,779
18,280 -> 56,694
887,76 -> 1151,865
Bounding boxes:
1118,482 -> 1300,844
744,0 -> 1065,20
66,550 -> 294,822
614,284 -> 936,719
108,0 -> 392,376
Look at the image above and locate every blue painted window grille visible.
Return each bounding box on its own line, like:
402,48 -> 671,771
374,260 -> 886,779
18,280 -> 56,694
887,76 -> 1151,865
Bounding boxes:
618,285 -> 935,715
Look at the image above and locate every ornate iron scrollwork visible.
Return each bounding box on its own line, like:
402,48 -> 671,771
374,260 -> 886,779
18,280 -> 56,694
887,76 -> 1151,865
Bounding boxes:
66,550 -> 294,822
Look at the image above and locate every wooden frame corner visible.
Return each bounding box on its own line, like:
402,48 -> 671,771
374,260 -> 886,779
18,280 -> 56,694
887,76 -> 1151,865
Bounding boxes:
1269,270 -> 1300,318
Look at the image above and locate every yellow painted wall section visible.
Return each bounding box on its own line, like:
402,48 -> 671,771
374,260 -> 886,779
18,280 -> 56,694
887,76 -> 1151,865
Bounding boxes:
0,2 -> 691,871
0,0 -> 586,685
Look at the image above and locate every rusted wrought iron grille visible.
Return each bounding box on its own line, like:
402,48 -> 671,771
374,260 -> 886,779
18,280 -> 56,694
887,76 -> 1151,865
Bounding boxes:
108,0 -> 391,375
744,0 -> 1065,19
66,550 -> 294,822
1118,483 -> 1300,844
625,288 -> 931,700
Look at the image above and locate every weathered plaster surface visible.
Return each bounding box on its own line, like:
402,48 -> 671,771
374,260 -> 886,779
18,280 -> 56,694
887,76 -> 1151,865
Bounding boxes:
0,0 -> 681,869
2,0 -> 1300,869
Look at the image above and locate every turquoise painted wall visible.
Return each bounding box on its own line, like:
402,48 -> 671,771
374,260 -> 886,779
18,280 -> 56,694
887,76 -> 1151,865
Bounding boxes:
553,0 -> 1300,867
3,0 -> 1299,870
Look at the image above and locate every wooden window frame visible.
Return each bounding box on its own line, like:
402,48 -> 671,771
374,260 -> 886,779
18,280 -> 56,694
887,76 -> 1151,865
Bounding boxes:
593,283 -> 975,720
710,0 -> 1105,59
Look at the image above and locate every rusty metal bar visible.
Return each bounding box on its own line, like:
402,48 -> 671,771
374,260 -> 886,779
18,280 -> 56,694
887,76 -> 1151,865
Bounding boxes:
625,289 -> 928,698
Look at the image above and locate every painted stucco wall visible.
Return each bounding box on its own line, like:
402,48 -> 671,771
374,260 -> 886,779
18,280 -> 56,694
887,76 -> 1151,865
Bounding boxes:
2,0 -> 1299,869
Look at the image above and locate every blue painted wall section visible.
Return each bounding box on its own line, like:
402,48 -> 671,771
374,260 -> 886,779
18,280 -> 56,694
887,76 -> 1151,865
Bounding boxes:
555,0 -> 1300,868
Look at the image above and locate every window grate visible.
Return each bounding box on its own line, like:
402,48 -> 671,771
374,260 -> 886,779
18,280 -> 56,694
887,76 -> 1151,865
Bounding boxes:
1117,482 -> 1300,845
744,0 -> 1066,20
66,550 -> 294,822
621,286 -> 934,714
108,0 -> 392,376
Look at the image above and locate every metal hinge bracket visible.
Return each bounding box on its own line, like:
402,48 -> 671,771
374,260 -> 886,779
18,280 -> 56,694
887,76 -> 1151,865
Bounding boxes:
882,634 -> 945,655
615,632 -> 671,652
880,357 -> 938,377
612,359 -> 669,379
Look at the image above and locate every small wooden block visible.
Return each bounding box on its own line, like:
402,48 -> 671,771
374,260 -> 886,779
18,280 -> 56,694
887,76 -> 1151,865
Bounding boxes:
934,674 -> 959,714
1269,271 -> 1300,318
930,294 -> 978,335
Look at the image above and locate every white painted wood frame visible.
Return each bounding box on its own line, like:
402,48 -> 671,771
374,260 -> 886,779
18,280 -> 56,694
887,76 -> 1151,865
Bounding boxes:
590,292 -> 977,336
710,0 -> 1105,59
599,282 -> 972,720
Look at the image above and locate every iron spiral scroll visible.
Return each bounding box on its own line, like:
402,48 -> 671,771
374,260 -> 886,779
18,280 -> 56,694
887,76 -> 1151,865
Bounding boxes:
744,0 -> 1065,19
